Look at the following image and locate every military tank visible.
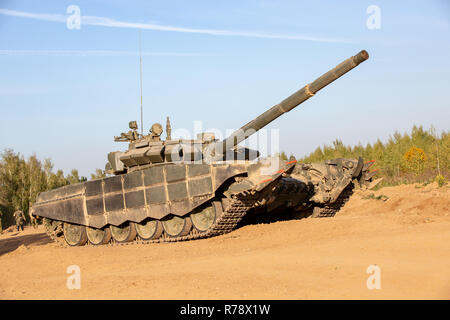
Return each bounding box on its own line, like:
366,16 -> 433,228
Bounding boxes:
32,50 -> 376,247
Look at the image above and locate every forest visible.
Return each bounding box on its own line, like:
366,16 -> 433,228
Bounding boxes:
0,151 -> 105,229
296,125 -> 449,188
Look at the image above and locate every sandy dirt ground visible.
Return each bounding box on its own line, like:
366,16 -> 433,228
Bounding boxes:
0,182 -> 449,300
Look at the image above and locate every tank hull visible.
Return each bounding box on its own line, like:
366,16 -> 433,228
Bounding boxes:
33,163 -> 248,228
33,158 -> 375,246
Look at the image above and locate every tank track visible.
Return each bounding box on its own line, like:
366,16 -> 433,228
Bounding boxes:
311,182 -> 354,218
43,219 -> 65,246
44,183 -> 356,247
44,191 -> 257,248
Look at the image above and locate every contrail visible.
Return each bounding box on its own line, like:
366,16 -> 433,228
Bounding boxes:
0,8 -> 350,43
0,50 -> 212,57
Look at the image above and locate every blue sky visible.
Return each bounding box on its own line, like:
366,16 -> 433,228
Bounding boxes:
0,0 -> 449,176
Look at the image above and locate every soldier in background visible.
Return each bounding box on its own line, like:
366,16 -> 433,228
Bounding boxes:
0,209 -> 3,233
28,202 -> 38,229
13,207 -> 26,231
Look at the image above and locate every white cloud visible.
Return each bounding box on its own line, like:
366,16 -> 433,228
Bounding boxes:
0,8 -> 350,43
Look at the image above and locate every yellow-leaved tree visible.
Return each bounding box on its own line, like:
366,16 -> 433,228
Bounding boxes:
403,146 -> 427,176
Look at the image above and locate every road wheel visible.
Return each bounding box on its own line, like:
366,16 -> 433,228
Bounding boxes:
86,226 -> 111,245
63,223 -> 88,246
135,219 -> 163,240
162,215 -> 192,237
110,222 -> 137,243
190,204 -> 216,232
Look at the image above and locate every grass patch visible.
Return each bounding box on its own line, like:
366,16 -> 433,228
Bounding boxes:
362,193 -> 389,201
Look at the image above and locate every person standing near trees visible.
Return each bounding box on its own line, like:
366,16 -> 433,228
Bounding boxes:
13,207 -> 26,232
0,209 -> 3,233
28,202 -> 38,229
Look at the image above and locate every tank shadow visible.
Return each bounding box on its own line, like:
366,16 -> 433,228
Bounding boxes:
0,232 -> 52,256
235,207 -> 313,230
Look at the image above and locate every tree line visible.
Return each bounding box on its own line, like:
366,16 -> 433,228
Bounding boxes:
297,125 -> 449,187
0,149 -> 105,230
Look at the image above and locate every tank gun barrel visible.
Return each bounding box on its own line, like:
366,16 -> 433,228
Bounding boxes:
214,50 -> 369,156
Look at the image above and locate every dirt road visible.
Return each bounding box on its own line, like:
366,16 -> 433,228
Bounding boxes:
0,182 -> 449,299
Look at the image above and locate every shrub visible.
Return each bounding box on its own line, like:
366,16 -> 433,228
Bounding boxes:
436,175 -> 447,187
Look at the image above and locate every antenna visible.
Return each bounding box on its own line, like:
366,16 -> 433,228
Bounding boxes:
139,29 -> 144,136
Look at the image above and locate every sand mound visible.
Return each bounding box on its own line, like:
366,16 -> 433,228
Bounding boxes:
339,182 -> 449,223
14,244 -> 30,253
